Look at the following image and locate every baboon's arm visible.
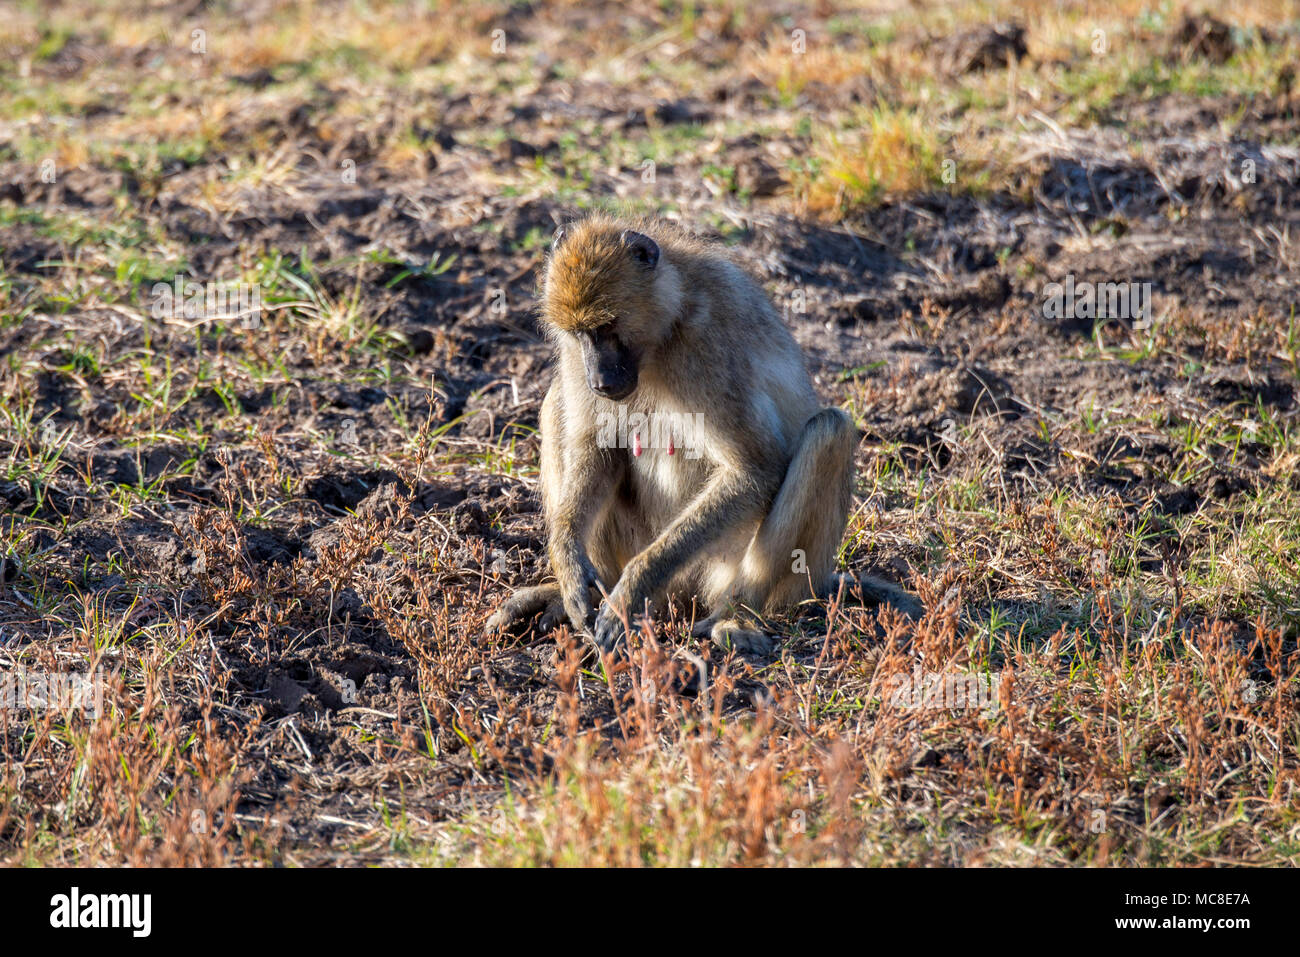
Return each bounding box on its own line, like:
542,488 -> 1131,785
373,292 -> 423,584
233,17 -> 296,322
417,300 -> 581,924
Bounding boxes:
591,463 -> 777,648
547,441 -> 621,632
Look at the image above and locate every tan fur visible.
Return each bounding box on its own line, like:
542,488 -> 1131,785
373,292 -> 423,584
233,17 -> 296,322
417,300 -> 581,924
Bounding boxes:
486,215 -> 917,653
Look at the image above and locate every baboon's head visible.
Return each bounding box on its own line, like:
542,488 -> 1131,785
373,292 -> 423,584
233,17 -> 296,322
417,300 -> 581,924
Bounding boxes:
541,216 -> 679,401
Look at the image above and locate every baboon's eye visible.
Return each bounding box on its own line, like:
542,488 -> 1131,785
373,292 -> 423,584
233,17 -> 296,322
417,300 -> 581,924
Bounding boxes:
580,324 -> 615,347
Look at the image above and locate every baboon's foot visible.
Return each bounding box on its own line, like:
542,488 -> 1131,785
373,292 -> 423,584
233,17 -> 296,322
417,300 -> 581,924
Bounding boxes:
833,573 -> 924,620
484,584 -> 566,636
692,616 -> 780,655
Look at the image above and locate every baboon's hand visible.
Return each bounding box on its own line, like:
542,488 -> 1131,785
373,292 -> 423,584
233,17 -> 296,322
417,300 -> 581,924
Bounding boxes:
564,594 -> 595,637
592,599 -> 628,652
592,575 -> 648,652
558,555 -> 603,637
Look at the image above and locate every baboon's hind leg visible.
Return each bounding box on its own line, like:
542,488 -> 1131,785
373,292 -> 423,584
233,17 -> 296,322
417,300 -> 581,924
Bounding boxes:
733,407 -> 857,614
711,407 -> 921,637
687,408 -> 854,656
484,584 -> 567,636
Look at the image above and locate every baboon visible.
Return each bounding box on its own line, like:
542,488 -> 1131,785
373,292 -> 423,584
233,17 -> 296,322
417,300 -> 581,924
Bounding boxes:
486,214 -> 918,652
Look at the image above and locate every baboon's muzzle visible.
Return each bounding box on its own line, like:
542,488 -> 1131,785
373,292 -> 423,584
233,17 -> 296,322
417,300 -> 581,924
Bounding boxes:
583,336 -> 638,400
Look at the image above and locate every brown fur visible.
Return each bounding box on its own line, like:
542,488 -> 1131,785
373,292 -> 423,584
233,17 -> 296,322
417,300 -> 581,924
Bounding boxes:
487,214 -> 918,653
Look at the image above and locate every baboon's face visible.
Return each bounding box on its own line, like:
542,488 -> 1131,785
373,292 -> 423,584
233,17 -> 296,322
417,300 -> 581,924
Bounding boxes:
543,223 -> 662,401
577,323 -> 639,400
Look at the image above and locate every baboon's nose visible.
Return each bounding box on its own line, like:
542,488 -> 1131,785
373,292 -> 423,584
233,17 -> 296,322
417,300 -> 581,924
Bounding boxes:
591,379 -> 636,401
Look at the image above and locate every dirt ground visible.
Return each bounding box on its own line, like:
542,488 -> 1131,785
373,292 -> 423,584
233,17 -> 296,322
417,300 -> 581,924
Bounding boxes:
1,0 -> 1298,865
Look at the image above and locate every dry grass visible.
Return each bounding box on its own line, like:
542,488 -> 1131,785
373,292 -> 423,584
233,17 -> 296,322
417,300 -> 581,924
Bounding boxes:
1,0 -> 1298,866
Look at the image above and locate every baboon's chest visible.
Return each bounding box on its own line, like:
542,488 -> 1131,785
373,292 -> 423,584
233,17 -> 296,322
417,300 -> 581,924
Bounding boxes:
628,442 -> 705,509
605,389 -> 716,530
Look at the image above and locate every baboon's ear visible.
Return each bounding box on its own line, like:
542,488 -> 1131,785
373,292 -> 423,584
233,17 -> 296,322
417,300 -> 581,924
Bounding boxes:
552,222 -> 571,250
621,230 -> 659,269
